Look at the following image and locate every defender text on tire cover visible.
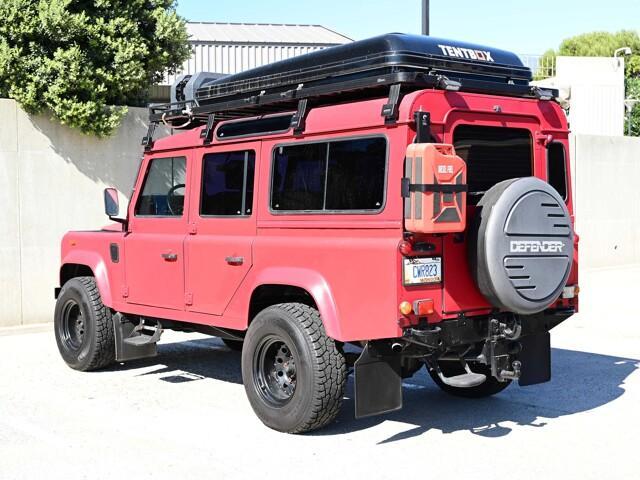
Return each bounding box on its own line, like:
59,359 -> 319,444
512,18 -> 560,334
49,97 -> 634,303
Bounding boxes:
470,177 -> 574,315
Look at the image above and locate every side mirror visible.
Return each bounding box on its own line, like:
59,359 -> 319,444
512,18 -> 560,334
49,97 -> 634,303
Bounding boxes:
104,188 -> 119,217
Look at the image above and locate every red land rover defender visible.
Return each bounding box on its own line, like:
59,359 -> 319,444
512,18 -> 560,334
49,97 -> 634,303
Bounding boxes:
54,34 -> 578,433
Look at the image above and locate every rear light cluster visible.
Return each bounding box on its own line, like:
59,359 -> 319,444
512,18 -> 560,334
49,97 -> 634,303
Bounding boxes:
398,240 -> 413,256
562,285 -> 579,299
398,299 -> 434,316
398,238 -> 436,256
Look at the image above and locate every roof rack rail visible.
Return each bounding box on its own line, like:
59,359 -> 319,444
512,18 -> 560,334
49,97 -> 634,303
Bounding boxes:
145,33 -> 556,145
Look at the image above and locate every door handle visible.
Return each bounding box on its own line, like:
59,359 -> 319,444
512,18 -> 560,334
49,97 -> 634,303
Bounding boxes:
161,253 -> 178,261
225,256 -> 244,265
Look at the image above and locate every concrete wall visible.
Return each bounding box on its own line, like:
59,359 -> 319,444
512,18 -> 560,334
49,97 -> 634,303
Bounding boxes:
0,99 -> 168,327
571,133 -> 640,269
0,99 -> 639,327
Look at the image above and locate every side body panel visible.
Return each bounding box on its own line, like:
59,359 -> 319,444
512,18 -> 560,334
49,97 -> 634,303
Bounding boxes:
60,230 -> 126,308
227,121 -> 410,341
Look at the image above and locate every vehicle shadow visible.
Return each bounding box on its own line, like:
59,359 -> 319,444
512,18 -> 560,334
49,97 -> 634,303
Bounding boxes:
102,337 -> 244,385
318,348 -> 639,442
102,341 -> 638,442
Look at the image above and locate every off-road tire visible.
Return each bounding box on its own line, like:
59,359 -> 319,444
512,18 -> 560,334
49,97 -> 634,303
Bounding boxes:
427,361 -> 511,398
241,303 -> 347,433
221,338 -> 244,351
54,276 -> 115,371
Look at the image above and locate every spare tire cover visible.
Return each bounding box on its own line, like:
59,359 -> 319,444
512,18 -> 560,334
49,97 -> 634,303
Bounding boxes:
469,177 -> 574,315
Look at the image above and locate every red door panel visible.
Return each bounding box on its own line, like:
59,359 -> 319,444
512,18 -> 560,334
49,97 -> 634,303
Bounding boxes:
124,233 -> 185,309
124,152 -> 191,311
185,144 -> 259,317
441,234 -> 490,314
186,231 -> 253,315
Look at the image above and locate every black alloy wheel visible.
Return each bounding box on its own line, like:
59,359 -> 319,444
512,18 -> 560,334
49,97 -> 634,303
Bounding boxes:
253,336 -> 297,406
59,299 -> 86,351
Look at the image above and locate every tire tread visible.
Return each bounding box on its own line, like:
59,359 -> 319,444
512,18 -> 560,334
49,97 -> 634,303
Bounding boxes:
70,276 -> 115,371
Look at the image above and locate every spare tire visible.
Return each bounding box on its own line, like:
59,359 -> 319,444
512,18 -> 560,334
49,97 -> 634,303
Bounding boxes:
469,177 -> 574,315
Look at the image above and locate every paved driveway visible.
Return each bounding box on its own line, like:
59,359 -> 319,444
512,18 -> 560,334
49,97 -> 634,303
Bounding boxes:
1,267 -> 639,480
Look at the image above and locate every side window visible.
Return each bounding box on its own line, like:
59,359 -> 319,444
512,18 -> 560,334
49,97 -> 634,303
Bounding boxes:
271,137 -> 386,212
201,150 -> 255,216
547,143 -> 567,200
272,143 -> 327,211
135,157 -> 186,216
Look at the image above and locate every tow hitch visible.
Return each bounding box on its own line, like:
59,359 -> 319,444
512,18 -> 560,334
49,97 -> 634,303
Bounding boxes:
482,318 -> 522,382
406,313 -> 554,387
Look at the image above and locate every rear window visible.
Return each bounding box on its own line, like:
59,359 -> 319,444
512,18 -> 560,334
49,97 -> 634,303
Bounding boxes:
453,125 -> 532,204
271,137 -> 387,212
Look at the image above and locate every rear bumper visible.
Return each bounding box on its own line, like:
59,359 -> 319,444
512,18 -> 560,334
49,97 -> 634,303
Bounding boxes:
353,308 -> 574,418
404,308 -> 574,350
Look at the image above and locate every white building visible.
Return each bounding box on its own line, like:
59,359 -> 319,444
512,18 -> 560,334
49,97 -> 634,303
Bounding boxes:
532,56 -> 626,136
152,22 -> 352,99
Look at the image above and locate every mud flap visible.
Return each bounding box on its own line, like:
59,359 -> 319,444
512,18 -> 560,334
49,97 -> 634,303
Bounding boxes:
518,332 -> 551,386
113,313 -> 159,362
354,342 -> 403,418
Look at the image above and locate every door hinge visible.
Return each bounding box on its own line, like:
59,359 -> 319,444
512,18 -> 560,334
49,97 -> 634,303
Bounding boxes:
188,223 -> 197,235
121,286 -> 129,298
185,293 -> 193,306
535,132 -> 553,146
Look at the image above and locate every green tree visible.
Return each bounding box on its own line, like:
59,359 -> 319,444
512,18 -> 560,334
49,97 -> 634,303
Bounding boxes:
540,30 -> 640,135
557,30 -> 640,76
0,0 -> 190,137
625,77 -> 640,136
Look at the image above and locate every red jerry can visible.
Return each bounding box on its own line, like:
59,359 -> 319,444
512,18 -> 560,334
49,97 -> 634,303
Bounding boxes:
403,143 -> 467,233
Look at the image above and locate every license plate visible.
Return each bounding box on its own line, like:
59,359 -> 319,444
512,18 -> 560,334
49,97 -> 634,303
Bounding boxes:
403,257 -> 442,286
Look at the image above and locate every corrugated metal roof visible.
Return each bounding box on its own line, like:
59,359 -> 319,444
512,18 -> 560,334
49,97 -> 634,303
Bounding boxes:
186,22 -> 352,46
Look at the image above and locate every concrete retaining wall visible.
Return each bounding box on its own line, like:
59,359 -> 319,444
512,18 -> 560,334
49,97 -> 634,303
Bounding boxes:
571,134 -> 640,269
0,99 -> 638,327
0,99 -> 168,327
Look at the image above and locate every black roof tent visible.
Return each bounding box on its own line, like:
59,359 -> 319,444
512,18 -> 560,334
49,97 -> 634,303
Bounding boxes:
196,33 -> 531,101
145,34 -> 555,148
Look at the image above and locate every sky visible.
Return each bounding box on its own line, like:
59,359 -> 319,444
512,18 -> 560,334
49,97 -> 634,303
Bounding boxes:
176,0 -> 640,55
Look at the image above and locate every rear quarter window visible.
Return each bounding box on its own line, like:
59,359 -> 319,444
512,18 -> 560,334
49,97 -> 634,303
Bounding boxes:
547,143 -> 567,200
271,137 -> 387,213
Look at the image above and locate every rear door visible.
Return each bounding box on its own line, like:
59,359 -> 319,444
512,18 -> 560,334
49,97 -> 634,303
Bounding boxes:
184,143 -> 258,316
442,114 -> 539,314
124,152 -> 190,310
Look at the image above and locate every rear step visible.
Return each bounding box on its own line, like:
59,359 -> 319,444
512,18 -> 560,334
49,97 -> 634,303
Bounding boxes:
434,360 -> 486,388
123,323 -> 162,346
114,314 -> 163,362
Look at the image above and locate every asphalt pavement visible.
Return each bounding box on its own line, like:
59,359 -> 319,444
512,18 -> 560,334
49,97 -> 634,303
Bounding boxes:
1,266 -> 639,480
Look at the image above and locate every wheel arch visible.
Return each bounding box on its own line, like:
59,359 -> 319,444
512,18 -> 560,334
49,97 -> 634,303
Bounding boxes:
247,268 -> 343,340
59,251 -> 114,308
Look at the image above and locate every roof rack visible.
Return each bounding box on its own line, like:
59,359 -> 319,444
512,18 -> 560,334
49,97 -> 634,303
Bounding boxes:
144,33 -> 557,149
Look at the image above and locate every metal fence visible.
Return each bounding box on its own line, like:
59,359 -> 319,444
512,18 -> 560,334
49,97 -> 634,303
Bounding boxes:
519,54 -> 556,80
